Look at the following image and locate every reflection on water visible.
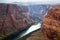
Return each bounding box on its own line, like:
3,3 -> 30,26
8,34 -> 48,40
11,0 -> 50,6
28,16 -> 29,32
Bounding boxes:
17,22 -> 41,39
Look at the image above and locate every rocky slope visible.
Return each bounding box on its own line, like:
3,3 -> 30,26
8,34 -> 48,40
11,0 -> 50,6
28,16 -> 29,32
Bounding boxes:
27,5 -> 50,21
0,3 -> 35,40
26,30 -> 49,40
41,5 -> 60,40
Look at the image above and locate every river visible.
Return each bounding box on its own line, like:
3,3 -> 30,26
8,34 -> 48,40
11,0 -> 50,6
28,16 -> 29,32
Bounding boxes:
3,22 -> 41,40
16,22 -> 41,40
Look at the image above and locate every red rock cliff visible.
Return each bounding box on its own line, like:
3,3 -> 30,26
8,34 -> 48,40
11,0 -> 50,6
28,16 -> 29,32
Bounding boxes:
41,5 -> 60,40
0,4 -> 34,39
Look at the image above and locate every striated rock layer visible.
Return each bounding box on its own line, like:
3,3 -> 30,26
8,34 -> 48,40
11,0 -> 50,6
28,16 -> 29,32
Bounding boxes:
0,3 -> 35,39
41,5 -> 60,40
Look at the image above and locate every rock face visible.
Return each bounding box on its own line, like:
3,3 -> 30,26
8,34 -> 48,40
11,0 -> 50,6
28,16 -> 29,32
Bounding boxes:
0,4 -> 34,39
41,6 -> 60,40
28,5 -> 50,21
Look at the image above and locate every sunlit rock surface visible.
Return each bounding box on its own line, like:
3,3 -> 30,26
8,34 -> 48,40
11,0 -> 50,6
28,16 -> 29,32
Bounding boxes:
0,3 -> 35,39
41,5 -> 60,40
26,30 -> 49,40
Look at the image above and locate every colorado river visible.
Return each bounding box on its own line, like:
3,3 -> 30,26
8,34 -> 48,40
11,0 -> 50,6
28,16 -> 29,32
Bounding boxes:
3,22 -> 41,40
17,22 -> 41,40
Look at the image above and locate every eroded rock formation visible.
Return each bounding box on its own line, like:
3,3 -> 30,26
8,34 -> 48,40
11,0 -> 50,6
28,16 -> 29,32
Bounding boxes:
41,5 -> 60,40
0,3 -> 35,39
